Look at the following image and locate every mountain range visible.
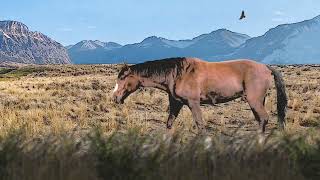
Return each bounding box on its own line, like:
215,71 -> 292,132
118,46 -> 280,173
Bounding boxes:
1,15 -> 320,65
228,15 -> 320,64
68,15 -> 320,64
0,21 -> 70,64
68,29 -> 251,64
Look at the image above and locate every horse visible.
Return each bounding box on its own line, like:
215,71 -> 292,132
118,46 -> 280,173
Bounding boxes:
112,57 -> 288,133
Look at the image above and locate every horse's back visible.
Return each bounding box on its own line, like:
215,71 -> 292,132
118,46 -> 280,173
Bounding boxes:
187,58 -> 267,70
184,58 -> 272,83
190,58 -> 272,94
213,59 -> 273,98
209,59 -> 266,69
212,59 -> 272,83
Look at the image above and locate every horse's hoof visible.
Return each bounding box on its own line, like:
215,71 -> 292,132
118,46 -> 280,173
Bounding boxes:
166,122 -> 173,129
257,134 -> 266,144
198,129 -> 207,135
166,127 -> 175,135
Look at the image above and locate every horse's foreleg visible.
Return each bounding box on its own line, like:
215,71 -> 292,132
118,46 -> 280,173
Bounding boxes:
188,100 -> 206,133
167,96 -> 183,129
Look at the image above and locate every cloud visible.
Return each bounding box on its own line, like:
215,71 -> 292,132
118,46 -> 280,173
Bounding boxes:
57,27 -> 73,32
87,25 -> 97,29
274,11 -> 285,16
272,16 -> 296,23
272,11 -> 295,23
272,18 -> 284,22
271,10 -> 295,23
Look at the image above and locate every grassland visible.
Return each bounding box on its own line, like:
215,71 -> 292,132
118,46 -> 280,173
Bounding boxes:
0,64 -> 319,179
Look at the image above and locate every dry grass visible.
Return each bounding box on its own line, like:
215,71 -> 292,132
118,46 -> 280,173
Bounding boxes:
0,64 -> 319,180
0,64 -> 319,138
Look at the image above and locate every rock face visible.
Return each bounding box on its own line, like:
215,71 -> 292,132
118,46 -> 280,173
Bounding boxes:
68,29 -> 250,64
0,21 -> 71,64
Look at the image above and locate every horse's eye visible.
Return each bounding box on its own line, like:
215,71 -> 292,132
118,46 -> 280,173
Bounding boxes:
127,83 -> 131,87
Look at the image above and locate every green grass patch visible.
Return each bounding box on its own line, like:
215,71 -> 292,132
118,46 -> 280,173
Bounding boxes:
6,66 -> 46,77
0,68 -> 15,75
0,66 -> 47,80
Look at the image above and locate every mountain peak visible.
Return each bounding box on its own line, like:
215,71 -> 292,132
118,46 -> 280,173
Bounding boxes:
312,14 -> 320,22
0,20 -> 29,34
79,40 -> 93,43
141,36 -> 161,43
213,28 -> 228,33
68,40 -> 122,51
93,40 -> 105,46
73,40 -> 103,50
209,29 -> 249,37
189,28 -> 250,48
0,21 -> 70,64
206,29 -> 234,36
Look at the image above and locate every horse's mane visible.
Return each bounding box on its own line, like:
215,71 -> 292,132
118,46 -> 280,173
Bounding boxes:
124,57 -> 187,78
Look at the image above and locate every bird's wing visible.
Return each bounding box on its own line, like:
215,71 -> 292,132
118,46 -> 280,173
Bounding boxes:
239,11 -> 245,19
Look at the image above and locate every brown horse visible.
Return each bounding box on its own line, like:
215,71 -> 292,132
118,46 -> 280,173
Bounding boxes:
112,57 -> 287,133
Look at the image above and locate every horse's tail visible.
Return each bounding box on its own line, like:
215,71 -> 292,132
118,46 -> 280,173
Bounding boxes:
267,65 -> 288,130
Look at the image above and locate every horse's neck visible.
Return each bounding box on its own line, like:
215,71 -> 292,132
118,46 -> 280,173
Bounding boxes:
140,76 -> 169,91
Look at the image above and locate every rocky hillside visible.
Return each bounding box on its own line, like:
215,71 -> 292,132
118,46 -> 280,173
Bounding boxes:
0,21 -> 71,64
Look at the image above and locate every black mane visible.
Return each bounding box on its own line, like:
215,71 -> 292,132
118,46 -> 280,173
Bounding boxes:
119,57 -> 187,78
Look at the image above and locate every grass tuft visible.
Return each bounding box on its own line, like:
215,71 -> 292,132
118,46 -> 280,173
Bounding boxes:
1,127 -> 319,180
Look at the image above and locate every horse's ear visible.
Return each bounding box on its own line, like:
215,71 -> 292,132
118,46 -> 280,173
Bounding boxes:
119,63 -> 132,76
117,61 -> 129,72
122,63 -> 131,72
123,63 -> 129,69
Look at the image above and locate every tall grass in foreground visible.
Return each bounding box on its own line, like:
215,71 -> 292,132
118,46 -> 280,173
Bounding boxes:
0,127 -> 319,180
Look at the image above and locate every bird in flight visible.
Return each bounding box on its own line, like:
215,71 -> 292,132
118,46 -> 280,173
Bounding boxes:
239,10 -> 246,20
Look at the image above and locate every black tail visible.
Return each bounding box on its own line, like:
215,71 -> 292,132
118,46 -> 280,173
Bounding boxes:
267,65 -> 288,130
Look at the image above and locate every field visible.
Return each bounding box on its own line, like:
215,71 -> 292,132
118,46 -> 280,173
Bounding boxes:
0,64 -> 319,180
0,64 -> 319,136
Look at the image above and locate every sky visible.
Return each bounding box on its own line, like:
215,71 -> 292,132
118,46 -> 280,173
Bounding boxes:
1,0 -> 320,46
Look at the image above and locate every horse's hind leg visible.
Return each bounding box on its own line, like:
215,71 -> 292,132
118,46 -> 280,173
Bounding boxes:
188,100 -> 206,133
167,95 -> 183,129
250,108 -> 261,123
249,96 -> 266,122
248,98 -> 269,133
246,86 -> 269,133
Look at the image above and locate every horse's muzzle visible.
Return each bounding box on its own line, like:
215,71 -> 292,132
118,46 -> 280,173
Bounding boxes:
112,95 -> 124,104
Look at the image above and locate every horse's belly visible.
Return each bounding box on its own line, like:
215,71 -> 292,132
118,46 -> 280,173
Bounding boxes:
200,91 -> 243,105
214,91 -> 243,103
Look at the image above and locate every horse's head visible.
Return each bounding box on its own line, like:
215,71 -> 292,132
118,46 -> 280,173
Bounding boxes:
112,64 -> 140,104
